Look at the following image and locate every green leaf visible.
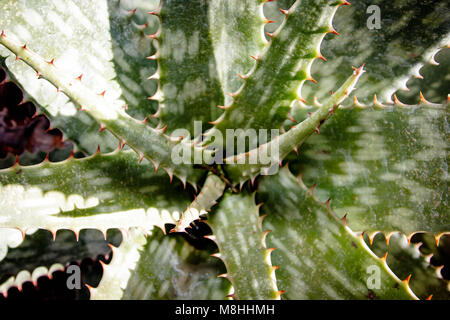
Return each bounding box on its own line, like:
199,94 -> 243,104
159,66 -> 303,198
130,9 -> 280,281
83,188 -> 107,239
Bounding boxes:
0,31 -> 206,183
0,0 -> 160,128
90,227 -> 147,300
122,229 -> 229,300
395,48 -> 450,105
258,167 -> 416,299
0,262 -> 65,296
301,0 -> 450,105
208,0 -> 266,106
290,103 -> 449,235
91,228 -> 229,300
0,150 -> 194,232
211,0 -> 348,135
224,65 -> 364,185
208,193 -> 281,300
0,57 -> 118,155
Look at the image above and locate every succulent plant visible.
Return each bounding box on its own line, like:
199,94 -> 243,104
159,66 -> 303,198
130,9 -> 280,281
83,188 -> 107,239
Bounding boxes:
0,0 -> 449,300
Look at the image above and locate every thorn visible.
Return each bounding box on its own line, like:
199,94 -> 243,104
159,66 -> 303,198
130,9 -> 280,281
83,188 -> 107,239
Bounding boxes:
0,30 -> 5,37
341,213 -> 348,225
21,44 -> 27,50
259,214 -> 267,226
47,59 -> 55,65
76,74 -> 83,81
36,72 -> 42,79
279,8 -> 289,15
217,274 -> 228,278
265,19 -> 275,24
142,117 -> 148,124
317,54 -> 327,61
96,145 -> 101,153
217,105 -> 228,110
237,73 -> 246,80
99,124 -> 105,133
129,8 -> 137,15
315,127 -> 320,134
341,0 -> 351,5
380,252 -> 388,261
250,55 -> 258,61
265,32 -> 274,38
353,95 -> 364,107
123,105 -> 128,110
210,253 -> 222,259
426,295 -> 433,300
272,266 -> 280,270
138,153 -> 144,163
98,90 -> 106,97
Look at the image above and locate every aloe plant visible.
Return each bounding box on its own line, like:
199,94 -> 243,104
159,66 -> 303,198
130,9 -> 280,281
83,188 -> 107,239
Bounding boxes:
0,0 -> 449,300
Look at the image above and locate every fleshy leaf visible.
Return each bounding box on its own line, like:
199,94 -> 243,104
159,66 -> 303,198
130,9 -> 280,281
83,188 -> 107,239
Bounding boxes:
301,0 -> 450,105
210,0 -> 349,136
151,0 -> 224,134
208,193 -> 281,300
258,167 -> 416,299
289,103 -> 449,235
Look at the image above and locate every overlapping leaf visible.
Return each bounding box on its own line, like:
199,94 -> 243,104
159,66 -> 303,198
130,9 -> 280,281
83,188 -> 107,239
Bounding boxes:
0,150 -> 193,232
258,168 -> 416,299
289,104 -> 449,235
